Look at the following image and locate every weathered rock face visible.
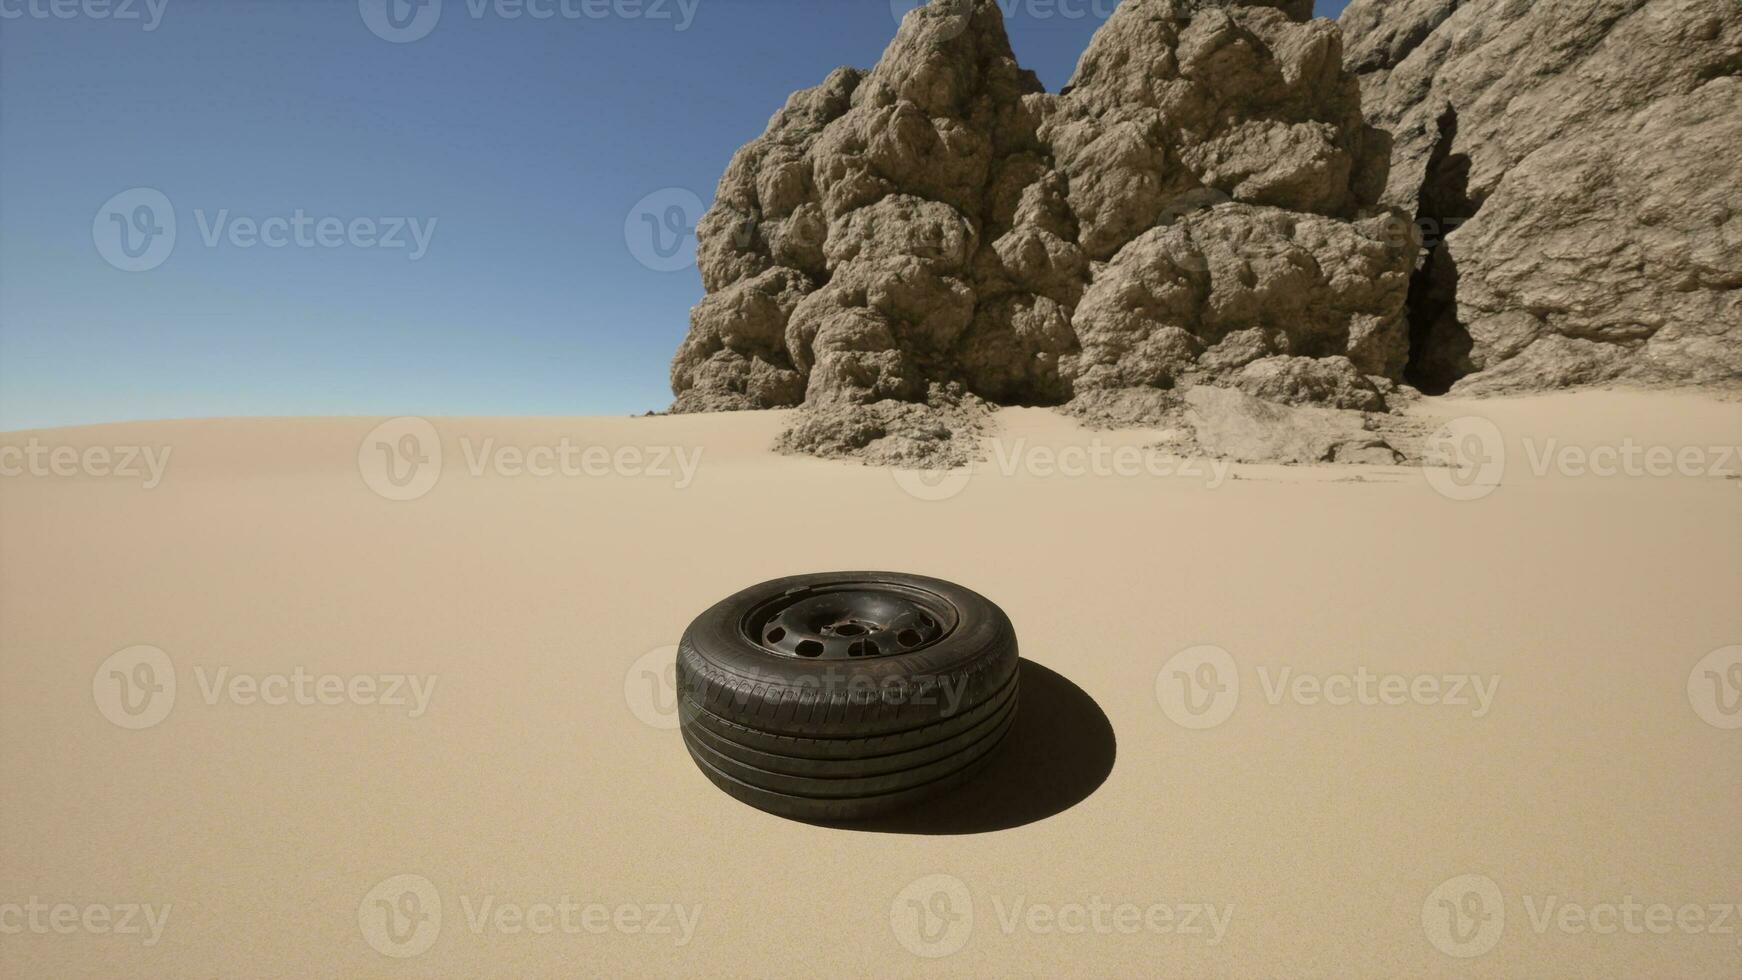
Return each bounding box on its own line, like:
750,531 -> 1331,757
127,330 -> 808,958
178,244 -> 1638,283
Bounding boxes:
1342,0 -> 1742,394
671,0 -> 1416,418
1067,205 -> 1414,390
674,0 -> 1741,455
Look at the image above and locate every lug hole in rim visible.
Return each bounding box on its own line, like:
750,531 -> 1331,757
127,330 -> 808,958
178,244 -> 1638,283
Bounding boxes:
743,583 -> 957,661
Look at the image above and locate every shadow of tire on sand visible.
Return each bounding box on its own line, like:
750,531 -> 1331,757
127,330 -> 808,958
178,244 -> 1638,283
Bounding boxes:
818,659 -> 1115,835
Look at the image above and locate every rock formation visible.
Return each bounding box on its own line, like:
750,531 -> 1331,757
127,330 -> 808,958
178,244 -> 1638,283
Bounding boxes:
1341,0 -> 1742,394
668,0 -> 1740,462
670,0 -> 1415,434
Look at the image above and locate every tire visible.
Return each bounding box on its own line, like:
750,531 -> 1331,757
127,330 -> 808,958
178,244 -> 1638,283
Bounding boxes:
676,571 -> 1019,821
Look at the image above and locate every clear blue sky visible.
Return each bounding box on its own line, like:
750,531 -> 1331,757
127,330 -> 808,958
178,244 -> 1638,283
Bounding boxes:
0,0 -> 1353,430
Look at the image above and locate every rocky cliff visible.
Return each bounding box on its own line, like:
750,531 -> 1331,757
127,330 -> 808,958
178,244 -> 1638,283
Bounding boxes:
668,0 -> 1741,460
1341,0 -> 1742,394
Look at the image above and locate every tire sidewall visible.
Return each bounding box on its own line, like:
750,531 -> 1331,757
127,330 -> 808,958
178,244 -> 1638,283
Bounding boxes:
677,571 -> 1017,738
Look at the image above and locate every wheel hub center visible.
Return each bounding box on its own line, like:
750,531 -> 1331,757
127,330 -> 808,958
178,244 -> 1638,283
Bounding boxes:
745,585 -> 954,659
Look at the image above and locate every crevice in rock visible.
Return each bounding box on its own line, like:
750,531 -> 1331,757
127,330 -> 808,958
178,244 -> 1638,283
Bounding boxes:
1694,48 -> 1742,82
1402,105 -> 1481,394
1401,0 -> 1464,64
1346,0 -> 1464,74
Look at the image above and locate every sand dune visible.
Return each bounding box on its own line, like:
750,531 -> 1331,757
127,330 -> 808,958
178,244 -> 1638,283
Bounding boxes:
1,390 -> 1738,977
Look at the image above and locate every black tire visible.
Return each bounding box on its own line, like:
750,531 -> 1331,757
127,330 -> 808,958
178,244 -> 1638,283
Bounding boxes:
676,571 -> 1019,821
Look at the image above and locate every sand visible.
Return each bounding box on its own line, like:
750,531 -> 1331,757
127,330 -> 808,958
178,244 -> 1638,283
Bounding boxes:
1,390 -> 1739,977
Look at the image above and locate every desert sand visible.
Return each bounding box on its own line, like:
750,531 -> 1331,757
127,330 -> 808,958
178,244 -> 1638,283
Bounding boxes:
1,390 -> 1739,977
